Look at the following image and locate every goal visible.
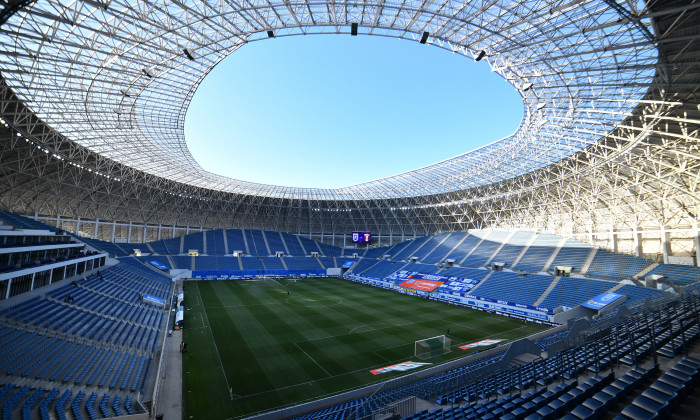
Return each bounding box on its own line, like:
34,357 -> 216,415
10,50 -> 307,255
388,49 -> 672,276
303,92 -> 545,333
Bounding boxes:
414,335 -> 451,360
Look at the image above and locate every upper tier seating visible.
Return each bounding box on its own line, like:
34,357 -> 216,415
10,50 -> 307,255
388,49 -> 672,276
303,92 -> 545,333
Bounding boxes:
490,230 -> 535,267
205,230 -> 226,255
422,232 -> 471,263
182,232 -> 203,253
513,232 -> 560,272
225,229 -> 246,253
550,238 -> 593,273
264,231 -> 286,254
461,230 -> 512,267
585,249 -> 653,280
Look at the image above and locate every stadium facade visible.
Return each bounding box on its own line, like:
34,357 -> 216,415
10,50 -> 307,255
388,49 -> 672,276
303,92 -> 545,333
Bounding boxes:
0,0 -> 698,263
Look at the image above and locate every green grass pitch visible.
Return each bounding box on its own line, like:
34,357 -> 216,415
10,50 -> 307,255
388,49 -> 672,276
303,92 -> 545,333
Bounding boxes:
182,277 -> 550,418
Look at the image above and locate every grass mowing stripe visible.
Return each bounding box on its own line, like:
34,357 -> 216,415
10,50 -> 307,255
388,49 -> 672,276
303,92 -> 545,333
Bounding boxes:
196,282 -> 232,400
228,282 -> 330,385
293,341 -> 332,377
184,277 -> 550,419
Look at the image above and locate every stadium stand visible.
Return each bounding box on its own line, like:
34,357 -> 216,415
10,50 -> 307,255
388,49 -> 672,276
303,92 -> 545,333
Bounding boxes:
225,229 -> 247,253
297,236 -> 321,255
289,292 -> 700,420
240,256 -> 265,270
513,232 -> 561,272
433,266 -> 489,281
205,230 -> 226,255
162,237 -> 182,254
550,238 -> 594,273
317,256 -> 336,269
489,230 -> 535,267
361,260 -> 406,280
170,256 -> 192,270
280,232 -> 305,256
585,249 -> 654,280
244,230 -> 269,255
462,231 -> 512,267
443,233 -> 484,265
392,235 -> 434,261
0,211 -> 58,233
646,264 -> 700,285
538,276 -> 616,310
194,256 -> 218,270
0,259 -> 170,419
399,262 -> 441,274
284,257 -> 322,270
148,240 -> 170,255
317,241 -> 342,257
422,232 -> 470,263
264,231 -> 286,254
262,256 -> 285,270
614,284 -> 668,304
469,272 -> 555,306
363,246 -> 390,259
182,232 -> 203,253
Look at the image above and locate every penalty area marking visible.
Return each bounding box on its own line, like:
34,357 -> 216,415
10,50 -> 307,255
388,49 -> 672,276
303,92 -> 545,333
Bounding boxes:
348,322 -> 404,334
294,341 -> 332,378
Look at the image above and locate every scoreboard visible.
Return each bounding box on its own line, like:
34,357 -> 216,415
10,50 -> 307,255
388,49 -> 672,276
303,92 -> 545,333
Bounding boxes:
352,232 -> 372,244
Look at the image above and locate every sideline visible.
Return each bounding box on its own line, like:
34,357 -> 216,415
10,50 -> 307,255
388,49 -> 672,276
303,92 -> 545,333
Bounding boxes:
196,281 -> 234,400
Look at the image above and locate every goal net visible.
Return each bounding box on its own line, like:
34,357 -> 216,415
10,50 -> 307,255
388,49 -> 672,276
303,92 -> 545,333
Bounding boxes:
414,335 -> 451,360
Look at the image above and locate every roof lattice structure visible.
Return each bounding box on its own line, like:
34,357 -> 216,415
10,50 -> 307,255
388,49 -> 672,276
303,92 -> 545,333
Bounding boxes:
0,0 -> 698,239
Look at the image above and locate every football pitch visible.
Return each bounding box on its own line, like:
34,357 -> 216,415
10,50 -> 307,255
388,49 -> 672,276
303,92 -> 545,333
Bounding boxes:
182,277 -> 550,418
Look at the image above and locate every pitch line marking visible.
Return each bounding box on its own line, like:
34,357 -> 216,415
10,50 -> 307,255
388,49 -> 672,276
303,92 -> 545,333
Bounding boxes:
196,282 -> 234,400
237,324 -> 544,400
294,341 -> 332,378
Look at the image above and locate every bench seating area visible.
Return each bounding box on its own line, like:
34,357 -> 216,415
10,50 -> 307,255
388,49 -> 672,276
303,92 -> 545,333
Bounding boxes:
0,262 -> 170,419
0,385 -> 136,420
422,232 -> 470,263
462,231 -> 512,267
204,230 -> 226,255
586,249 -> 653,280
646,264 -> 700,285
538,277 -> 616,310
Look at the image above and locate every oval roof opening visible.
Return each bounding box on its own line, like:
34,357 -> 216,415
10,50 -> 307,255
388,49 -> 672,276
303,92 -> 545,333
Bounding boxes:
185,35 -> 523,189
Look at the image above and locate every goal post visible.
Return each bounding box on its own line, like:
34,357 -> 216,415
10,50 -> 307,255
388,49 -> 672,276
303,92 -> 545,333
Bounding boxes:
414,335 -> 451,360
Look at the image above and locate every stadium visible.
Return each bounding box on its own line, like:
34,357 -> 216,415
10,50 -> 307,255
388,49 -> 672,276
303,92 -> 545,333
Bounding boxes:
0,0 -> 699,419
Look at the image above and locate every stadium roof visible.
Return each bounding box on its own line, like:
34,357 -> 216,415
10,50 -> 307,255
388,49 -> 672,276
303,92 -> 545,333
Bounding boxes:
0,0 -> 660,200
0,0 -> 698,236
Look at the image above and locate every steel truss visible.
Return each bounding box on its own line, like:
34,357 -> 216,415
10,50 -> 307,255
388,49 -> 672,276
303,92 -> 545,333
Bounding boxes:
0,0 -> 698,251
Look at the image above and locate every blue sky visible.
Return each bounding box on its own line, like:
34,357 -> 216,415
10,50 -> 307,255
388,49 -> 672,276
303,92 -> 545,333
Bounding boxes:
185,35 -> 523,189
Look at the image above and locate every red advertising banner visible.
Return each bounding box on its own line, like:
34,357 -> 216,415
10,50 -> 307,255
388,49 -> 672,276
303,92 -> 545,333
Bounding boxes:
459,339 -> 506,350
398,278 -> 444,292
370,361 -> 432,375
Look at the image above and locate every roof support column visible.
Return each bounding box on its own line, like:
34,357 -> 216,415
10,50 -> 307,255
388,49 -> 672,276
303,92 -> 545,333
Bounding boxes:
694,221 -> 700,267
610,227 -> 618,253
633,226 -> 643,258
660,225 -> 671,264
